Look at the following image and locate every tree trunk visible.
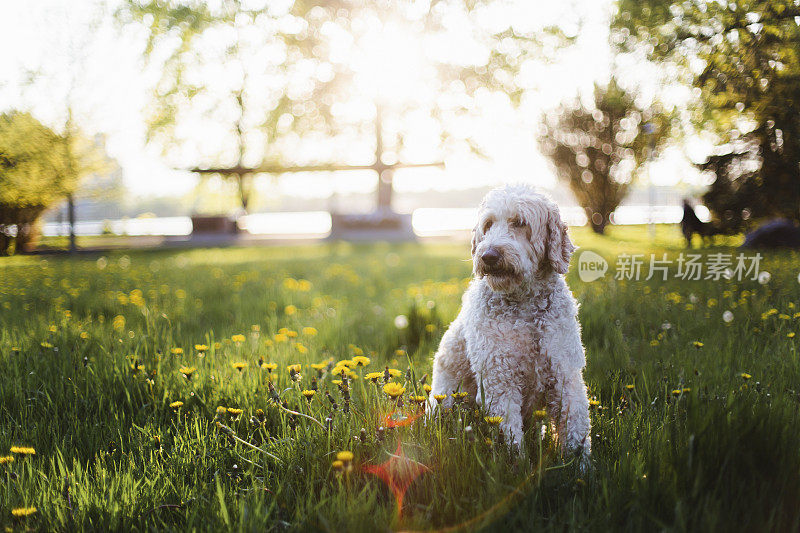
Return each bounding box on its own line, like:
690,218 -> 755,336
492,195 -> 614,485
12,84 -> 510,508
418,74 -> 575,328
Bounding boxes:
68,194 -> 77,253
237,173 -> 250,212
377,169 -> 393,212
590,220 -> 607,234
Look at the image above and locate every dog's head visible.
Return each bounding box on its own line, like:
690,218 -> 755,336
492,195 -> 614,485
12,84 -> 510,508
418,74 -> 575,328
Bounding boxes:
471,184 -> 575,293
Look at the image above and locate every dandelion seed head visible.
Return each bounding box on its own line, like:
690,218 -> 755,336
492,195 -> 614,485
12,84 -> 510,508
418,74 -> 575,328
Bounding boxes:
394,315 -> 409,329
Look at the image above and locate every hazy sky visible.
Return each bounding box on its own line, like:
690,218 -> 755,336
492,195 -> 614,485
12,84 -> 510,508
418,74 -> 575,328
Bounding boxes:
0,0 -> 705,200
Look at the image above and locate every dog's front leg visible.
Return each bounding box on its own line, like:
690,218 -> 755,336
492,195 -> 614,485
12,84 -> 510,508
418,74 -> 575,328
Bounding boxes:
549,368 -> 591,459
429,320 -> 470,412
475,366 -> 525,448
542,321 -> 592,463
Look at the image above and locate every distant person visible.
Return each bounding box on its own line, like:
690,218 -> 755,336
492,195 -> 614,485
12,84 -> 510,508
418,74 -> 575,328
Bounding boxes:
680,199 -> 715,248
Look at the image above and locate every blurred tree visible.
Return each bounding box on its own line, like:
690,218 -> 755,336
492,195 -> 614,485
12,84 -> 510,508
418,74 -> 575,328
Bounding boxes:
538,79 -> 671,234
615,0 -> 800,231
118,0 -> 582,212
0,112 -> 103,254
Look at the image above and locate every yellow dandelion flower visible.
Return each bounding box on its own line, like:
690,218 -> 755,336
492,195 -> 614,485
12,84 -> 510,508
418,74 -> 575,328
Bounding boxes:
214,342 -> 222,350
302,390 -> 316,399
169,401 -> 184,409
395,349 -> 406,357
451,392 -> 468,401
310,362 -> 327,371
9,446 -> 35,456
274,333 -> 288,343
332,460 -> 344,471
779,313 -> 791,320
534,409 -> 547,418
285,304 -> 297,315
336,450 -> 354,462
227,408 -> 243,416
423,384 -> 432,393
351,346 -> 364,356
433,394 -> 447,403
216,406 -> 228,415
179,366 -> 196,379
625,384 -> 635,390
383,382 -> 406,398
232,362 -> 248,372
385,368 -> 402,377
40,342 -> 53,348
425,324 -> 436,332
295,343 -> 308,354
0,455 -> 14,465
485,416 -> 503,425
79,331 -> 89,339
170,347 -> 183,355
286,330 -> 298,338
682,387 -> 692,393
287,364 -> 302,373
351,356 -> 371,367
337,359 -> 356,368
671,389 -> 683,396
365,371 -> 383,382
261,362 -> 277,371
650,339 -> 659,346
194,344 -> 208,352
692,341 -> 704,348
231,334 -> 246,343
741,372 -> 752,380
589,399 -> 600,407
11,507 -> 37,518
410,395 -> 426,404
332,379 -> 343,385
302,326 -> 317,336
789,332 -> 796,338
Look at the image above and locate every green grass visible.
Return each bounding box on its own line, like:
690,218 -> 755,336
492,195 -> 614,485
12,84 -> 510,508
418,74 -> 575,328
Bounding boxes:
1,226 -> 799,531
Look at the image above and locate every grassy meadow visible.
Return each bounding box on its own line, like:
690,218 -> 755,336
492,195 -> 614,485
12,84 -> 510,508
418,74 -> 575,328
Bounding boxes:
1,226 -> 799,531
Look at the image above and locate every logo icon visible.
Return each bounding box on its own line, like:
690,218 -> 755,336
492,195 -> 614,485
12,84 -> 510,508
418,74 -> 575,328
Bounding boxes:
577,250 -> 608,282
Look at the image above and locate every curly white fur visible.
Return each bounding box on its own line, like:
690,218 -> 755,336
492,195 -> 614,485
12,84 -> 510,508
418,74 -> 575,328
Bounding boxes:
429,184 -> 591,461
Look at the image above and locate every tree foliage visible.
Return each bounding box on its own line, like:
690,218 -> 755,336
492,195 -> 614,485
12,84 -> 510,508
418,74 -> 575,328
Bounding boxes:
538,79 -> 671,234
615,0 -> 800,230
118,0 -> 581,210
0,111 -> 101,254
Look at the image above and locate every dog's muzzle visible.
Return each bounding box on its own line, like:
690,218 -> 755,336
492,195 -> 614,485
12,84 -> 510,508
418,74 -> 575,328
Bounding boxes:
477,246 -> 515,277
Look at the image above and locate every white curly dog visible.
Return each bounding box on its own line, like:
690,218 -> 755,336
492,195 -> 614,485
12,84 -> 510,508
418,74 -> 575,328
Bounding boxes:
429,184 -> 591,460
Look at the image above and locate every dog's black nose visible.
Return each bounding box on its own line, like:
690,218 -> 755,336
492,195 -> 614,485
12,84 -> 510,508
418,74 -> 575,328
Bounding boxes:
481,247 -> 501,266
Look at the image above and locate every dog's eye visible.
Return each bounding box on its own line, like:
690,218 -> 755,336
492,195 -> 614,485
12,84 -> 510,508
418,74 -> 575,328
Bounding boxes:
510,217 -> 526,228
483,219 -> 493,232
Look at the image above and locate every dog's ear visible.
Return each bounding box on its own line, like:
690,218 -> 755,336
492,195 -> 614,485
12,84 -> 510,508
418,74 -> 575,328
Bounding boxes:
546,205 -> 575,274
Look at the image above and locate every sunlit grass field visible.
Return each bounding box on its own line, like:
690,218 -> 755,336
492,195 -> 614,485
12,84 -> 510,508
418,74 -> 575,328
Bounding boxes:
1,226 -> 799,531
